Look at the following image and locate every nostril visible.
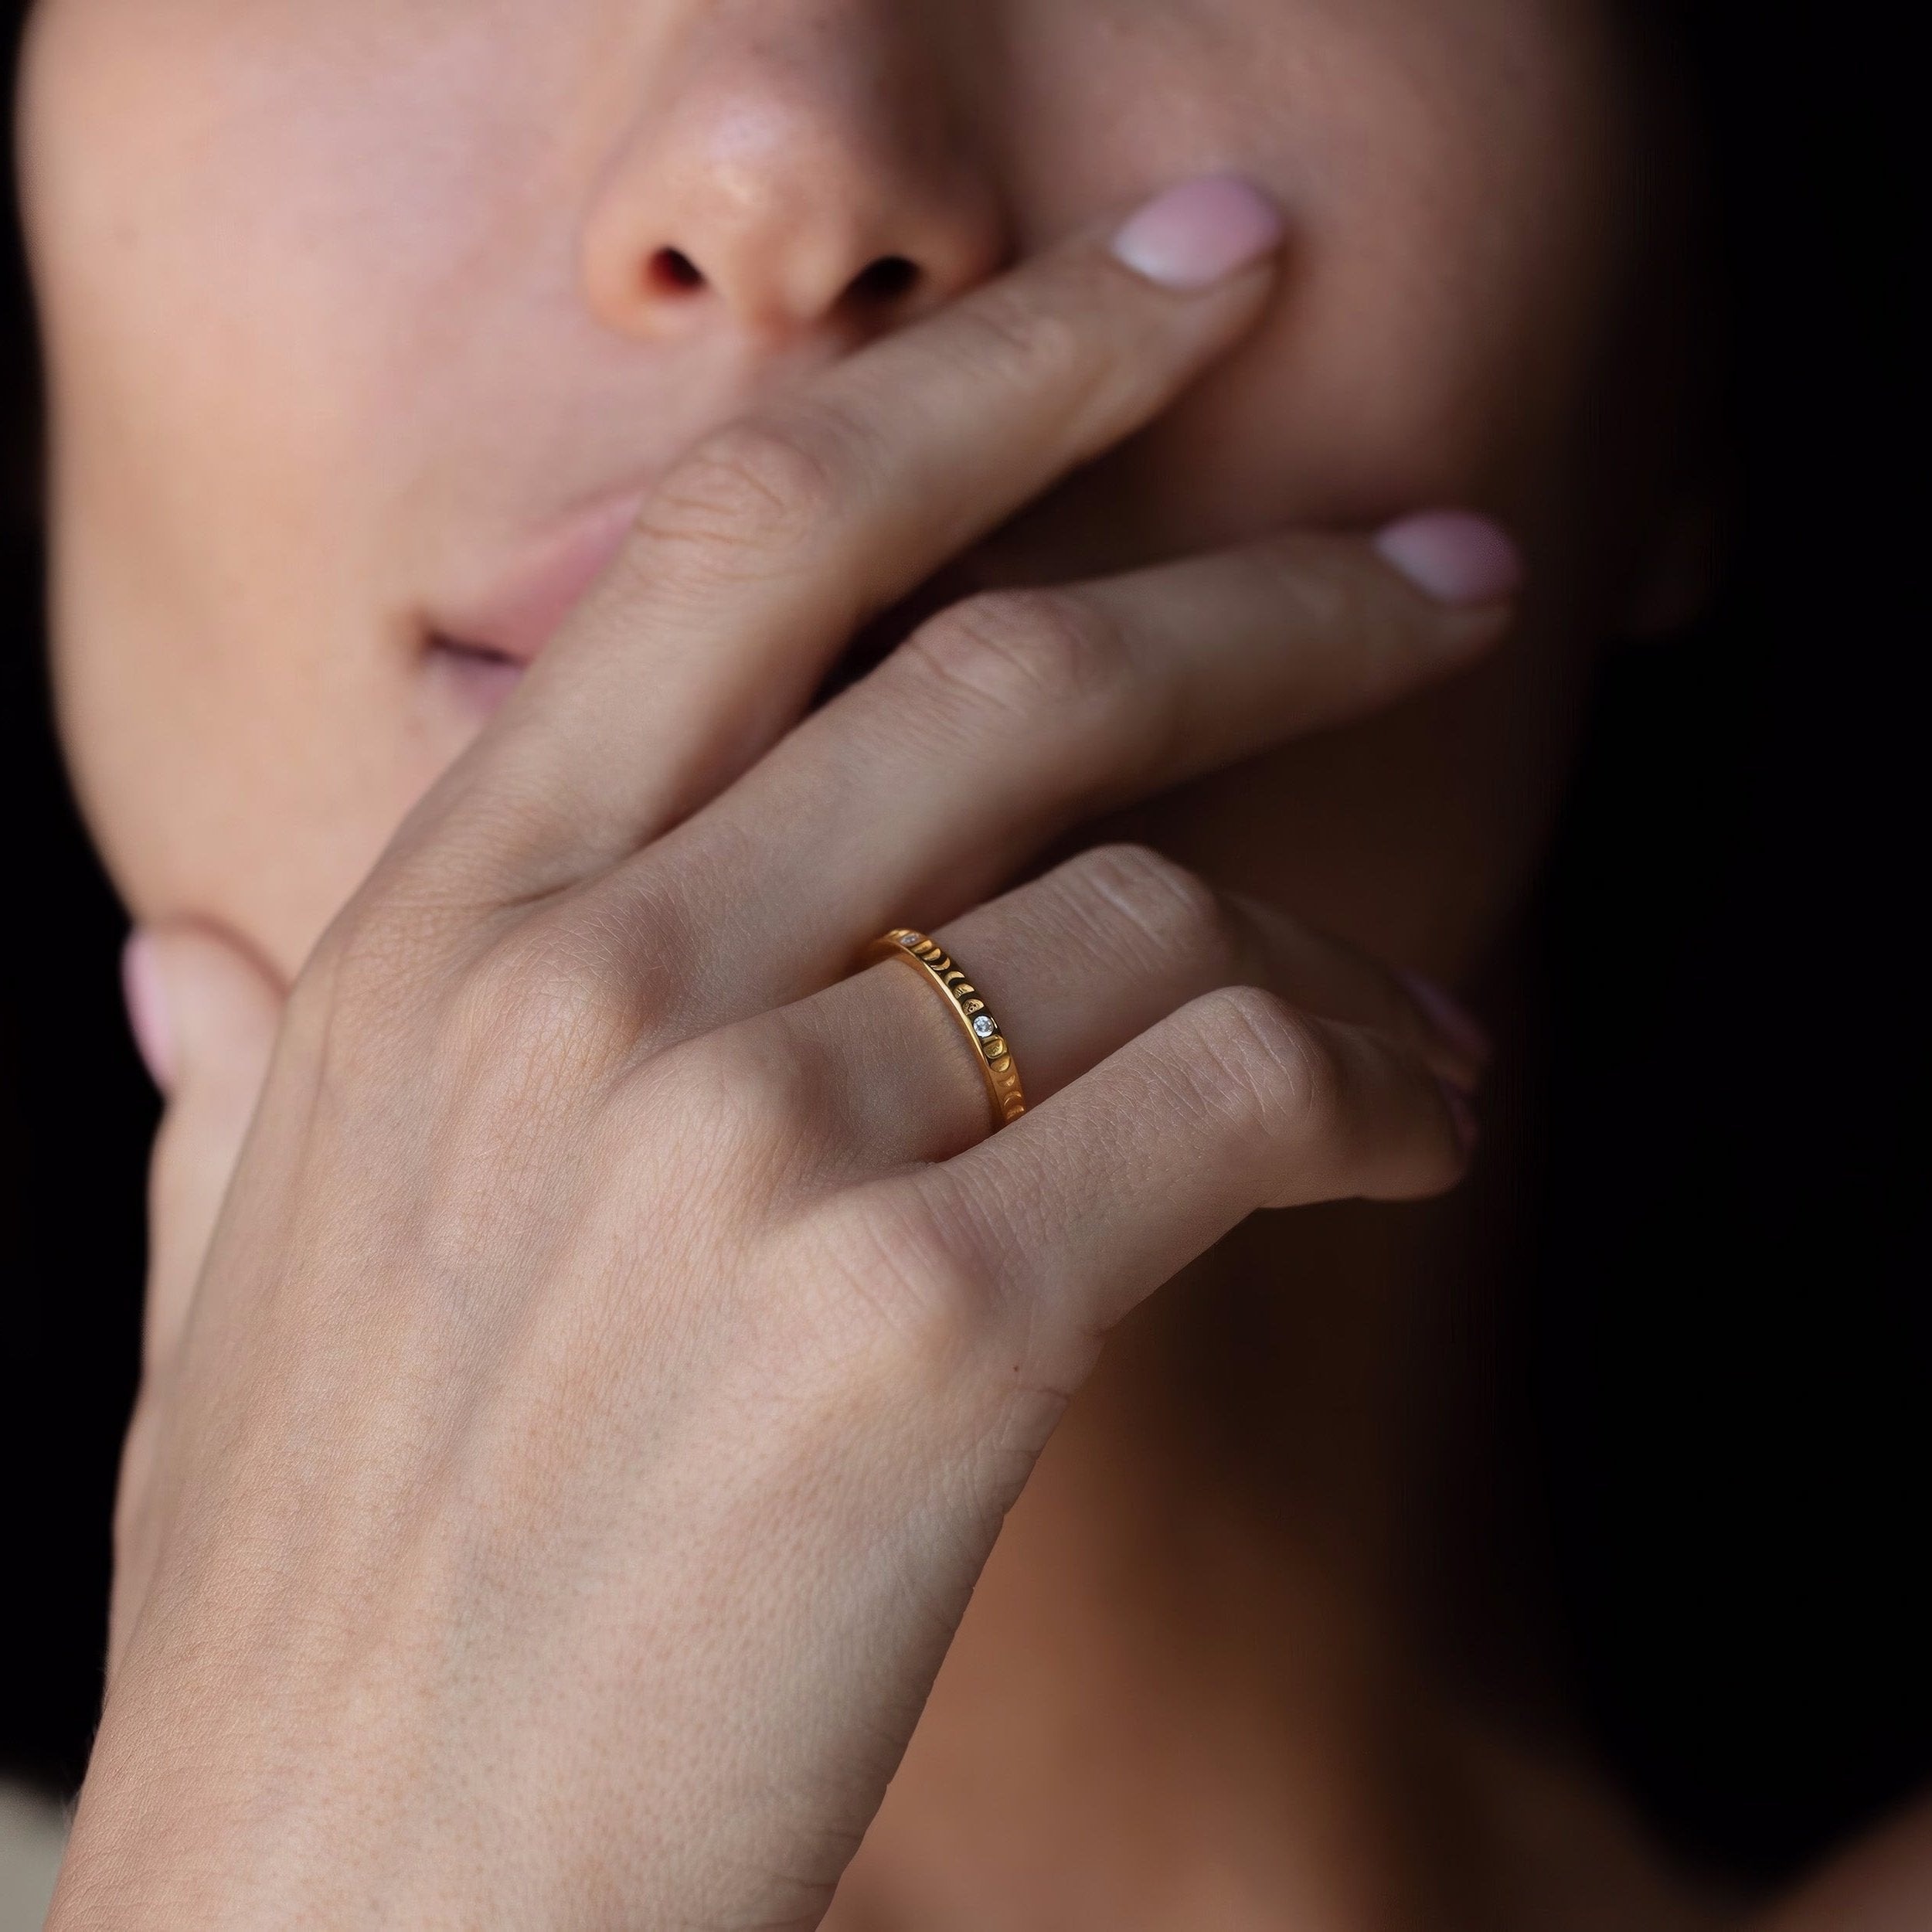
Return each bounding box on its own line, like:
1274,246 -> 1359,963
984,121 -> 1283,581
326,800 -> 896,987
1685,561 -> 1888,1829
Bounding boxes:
634,247 -> 920,321
845,256 -> 920,305
648,247 -> 706,295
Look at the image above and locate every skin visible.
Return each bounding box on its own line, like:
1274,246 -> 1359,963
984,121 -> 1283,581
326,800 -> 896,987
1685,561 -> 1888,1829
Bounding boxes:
17,0 -> 1927,1926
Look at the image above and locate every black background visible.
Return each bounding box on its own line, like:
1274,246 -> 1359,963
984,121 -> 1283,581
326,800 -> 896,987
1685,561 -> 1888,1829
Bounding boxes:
2,0 -> 1924,1893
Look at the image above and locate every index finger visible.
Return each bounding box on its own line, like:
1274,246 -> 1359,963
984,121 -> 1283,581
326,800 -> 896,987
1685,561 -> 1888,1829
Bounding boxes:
422,177 -> 1285,898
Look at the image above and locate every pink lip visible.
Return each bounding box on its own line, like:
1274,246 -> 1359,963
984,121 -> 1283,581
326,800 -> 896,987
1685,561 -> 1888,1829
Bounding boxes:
429,492 -> 643,665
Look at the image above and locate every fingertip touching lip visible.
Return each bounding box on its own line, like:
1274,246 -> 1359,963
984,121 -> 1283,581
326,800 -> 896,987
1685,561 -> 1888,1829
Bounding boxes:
426,490 -> 645,668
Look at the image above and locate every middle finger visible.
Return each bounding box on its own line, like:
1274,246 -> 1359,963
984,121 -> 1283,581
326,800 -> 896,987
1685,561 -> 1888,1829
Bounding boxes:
611,518 -> 1515,1028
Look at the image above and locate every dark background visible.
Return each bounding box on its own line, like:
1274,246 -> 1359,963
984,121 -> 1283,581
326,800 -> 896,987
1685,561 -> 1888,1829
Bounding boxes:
2,0 -> 1924,1896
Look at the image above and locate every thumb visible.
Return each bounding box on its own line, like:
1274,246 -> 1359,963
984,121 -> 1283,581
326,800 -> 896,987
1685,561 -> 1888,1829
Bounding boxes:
123,921 -> 287,1375
111,923 -> 284,1683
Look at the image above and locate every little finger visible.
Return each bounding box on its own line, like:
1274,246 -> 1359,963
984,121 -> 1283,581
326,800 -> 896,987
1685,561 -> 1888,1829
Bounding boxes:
888,985 -> 1475,1363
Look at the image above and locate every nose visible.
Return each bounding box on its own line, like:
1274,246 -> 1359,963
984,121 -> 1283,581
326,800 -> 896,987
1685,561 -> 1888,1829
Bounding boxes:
581,6 -> 1007,343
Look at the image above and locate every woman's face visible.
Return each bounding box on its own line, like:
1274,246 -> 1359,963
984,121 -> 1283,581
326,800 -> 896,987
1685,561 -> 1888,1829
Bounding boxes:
19,0 -> 1686,983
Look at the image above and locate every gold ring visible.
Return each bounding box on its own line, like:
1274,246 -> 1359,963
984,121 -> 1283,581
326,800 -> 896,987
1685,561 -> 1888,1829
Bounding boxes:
865,929 -> 1027,1129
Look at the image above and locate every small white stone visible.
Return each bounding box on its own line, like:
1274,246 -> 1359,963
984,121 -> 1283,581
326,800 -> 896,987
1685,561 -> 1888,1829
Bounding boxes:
972,1014 -> 998,1039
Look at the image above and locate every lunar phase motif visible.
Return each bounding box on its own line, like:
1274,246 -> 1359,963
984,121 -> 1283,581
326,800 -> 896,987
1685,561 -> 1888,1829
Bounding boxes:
864,928 -> 1028,1128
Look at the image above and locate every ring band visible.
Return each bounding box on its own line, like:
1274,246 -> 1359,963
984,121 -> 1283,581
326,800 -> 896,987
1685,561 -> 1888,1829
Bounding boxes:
865,929 -> 1027,1129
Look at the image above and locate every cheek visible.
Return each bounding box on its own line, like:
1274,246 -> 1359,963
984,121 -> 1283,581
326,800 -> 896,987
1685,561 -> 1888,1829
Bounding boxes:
21,1 -> 609,973
1001,0 -> 1636,549
25,0 -> 603,531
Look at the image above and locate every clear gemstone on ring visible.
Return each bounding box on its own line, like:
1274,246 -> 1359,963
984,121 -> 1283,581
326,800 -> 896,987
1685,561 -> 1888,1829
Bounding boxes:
972,1014 -> 998,1039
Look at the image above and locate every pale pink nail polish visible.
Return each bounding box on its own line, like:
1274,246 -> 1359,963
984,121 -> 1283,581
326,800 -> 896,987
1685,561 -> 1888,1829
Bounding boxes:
122,930 -> 175,1093
1376,511 -> 1523,607
1111,176 -> 1284,291
1398,969 -> 1492,1068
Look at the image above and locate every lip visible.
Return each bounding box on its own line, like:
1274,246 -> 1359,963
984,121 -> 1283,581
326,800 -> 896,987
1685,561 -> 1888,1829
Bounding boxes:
426,490 -> 644,666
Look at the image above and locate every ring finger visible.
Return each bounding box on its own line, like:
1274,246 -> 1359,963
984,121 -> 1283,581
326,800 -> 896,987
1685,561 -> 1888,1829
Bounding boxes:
759,841 -> 1484,1180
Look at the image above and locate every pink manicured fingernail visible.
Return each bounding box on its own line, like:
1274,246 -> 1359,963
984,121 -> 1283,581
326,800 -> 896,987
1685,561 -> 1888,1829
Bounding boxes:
1438,1079 -> 1481,1158
1398,970 -> 1492,1069
1376,511 -> 1523,606
1111,176 -> 1284,290
122,930 -> 175,1092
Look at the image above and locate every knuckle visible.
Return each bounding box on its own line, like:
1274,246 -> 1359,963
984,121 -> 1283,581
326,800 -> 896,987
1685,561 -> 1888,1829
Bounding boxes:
543,862 -> 702,1043
447,914 -> 624,1075
1194,985 -> 1342,1138
908,586 -> 1122,727
623,1024 -> 833,1201
636,413 -> 845,575
287,899 -> 652,1141
286,903 -> 434,1071
300,903 -> 410,1015
791,1182 -> 1011,1375
293,852 -> 502,1043
1068,844 -> 1245,981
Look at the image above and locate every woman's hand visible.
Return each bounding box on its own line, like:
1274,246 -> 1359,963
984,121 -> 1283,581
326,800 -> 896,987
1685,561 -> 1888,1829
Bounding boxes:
56,179 -> 1513,1931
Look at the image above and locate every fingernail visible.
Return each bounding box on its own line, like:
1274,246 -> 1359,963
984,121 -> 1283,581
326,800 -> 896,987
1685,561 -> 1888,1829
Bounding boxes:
1111,176 -> 1284,291
122,930 -> 175,1093
1375,511 -> 1522,607
1398,969 -> 1492,1070
1438,1079 -> 1481,1158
